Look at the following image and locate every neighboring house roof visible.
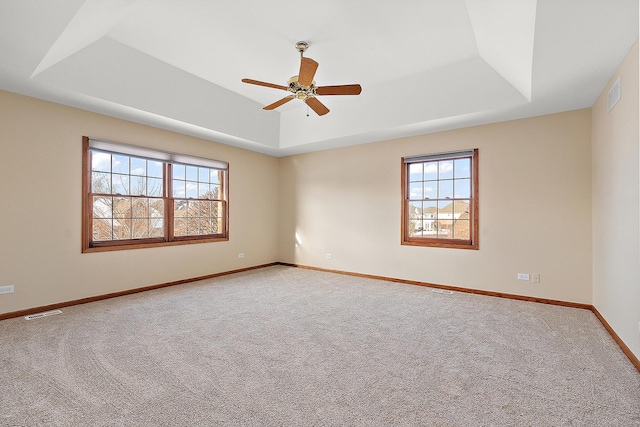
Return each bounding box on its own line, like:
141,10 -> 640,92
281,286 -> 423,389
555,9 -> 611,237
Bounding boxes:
438,201 -> 469,215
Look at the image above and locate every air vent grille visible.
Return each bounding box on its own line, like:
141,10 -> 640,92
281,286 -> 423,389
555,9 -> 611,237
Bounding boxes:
432,289 -> 454,295
24,310 -> 62,320
607,77 -> 621,112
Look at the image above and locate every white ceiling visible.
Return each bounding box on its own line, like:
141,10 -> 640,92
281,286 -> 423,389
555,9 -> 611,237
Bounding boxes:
0,0 -> 637,156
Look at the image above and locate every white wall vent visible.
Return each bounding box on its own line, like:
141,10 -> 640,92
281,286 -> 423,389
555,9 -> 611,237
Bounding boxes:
607,77 -> 621,112
24,309 -> 62,320
432,289 -> 454,295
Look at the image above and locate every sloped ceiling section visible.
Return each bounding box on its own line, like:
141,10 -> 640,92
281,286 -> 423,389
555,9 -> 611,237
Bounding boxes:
0,0 -> 637,156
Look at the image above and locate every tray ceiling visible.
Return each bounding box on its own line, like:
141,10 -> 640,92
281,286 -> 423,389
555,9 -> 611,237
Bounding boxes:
0,0 -> 637,156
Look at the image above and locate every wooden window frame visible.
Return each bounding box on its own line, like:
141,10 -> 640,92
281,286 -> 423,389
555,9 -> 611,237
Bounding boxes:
82,137 -> 229,253
401,149 -> 478,250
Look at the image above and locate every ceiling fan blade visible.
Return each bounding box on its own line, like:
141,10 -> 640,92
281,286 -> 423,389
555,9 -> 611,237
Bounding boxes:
298,57 -> 319,86
263,96 -> 294,110
316,84 -> 362,96
305,97 -> 330,116
242,78 -> 288,91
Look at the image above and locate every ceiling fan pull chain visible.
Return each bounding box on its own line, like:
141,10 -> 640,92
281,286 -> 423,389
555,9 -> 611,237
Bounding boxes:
306,104 -> 310,117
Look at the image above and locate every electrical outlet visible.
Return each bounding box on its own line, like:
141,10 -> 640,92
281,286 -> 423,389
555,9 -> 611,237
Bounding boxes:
532,274 -> 540,283
517,273 -> 530,281
238,253 -> 244,258
325,253 -> 332,259
0,285 -> 14,294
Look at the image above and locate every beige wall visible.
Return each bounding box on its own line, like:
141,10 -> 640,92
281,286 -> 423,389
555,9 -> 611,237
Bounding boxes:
592,39 -> 640,360
279,109 -> 593,304
0,90 -> 279,315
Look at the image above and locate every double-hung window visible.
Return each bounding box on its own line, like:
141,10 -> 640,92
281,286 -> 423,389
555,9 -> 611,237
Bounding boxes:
401,149 -> 478,249
82,137 -> 229,252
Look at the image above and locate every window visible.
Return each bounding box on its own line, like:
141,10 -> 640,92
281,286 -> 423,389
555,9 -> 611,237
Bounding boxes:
82,137 -> 228,252
401,149 -> 478,249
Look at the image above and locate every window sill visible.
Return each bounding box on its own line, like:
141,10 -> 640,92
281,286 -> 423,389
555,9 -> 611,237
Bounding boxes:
83,236 -> 229,253
401,238 -> 478,250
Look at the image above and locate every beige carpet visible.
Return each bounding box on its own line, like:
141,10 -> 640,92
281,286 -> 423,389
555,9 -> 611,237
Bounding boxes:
0,265 -> 638,426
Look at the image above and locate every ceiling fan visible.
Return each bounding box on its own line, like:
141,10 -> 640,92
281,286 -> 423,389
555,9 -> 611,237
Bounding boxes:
242,41 -> 362,116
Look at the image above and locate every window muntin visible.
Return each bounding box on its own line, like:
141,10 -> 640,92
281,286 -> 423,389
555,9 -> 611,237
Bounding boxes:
402,149 -> 478,249
82,137 -> 228,252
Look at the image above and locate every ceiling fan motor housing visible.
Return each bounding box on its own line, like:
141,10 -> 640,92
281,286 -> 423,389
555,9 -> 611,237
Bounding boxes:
288,76 -> 316,100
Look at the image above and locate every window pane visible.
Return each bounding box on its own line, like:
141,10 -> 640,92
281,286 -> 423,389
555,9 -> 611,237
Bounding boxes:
92,152 -> 111,172
199,182 -> 210,198
424,162 -> 438,180
201,201 -> 214,219
112,174 -> 129,195
423,201 -> 437,219
199,167 -> 210,183
148,161 -> 163,178
437,200 -> 453,219
454,178 -> 471,199
92,218 -> 113,241
210,170 -> 220,184
112,197 -> 131,220
409,201 -> 423,220
423,201 -> 438,236
409,163 -> 423,182
438,180 -> 453,199
173,180 -> 185,198
187,216 -> 199,235
93,196 -> 112,218
409,182 -> 422,199
150,199 -> 164,218
186,182 -> 198,198
409,220 -> 422,237
92,172 -> 111,193
407,201 -> 423,237
147,177 -> 163,196
435,200 -> 451,238
130,158 -> 146,176
423,182 -> 437,199
173,164 -> 185,179
187,200 -> 200,218
150,218 -> 164,238
174,199 -> 187,237
214,217 -> 223,234
208,217 -> 219,234
453,200 -> 470,217
113,220 -> 131,240
210,185 -> 221,199
211,201 -> 223,221
453,220 -> 470,240
439,160 -> 454,179
436,221 -> 452,239
112,155 -> 129,175
130,176 -> 146,195
131,199 -> 148,218
454,158 -> 471,178
186,166 -> 198,181
131,219 -> 149,239
174,217 -> 186,237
